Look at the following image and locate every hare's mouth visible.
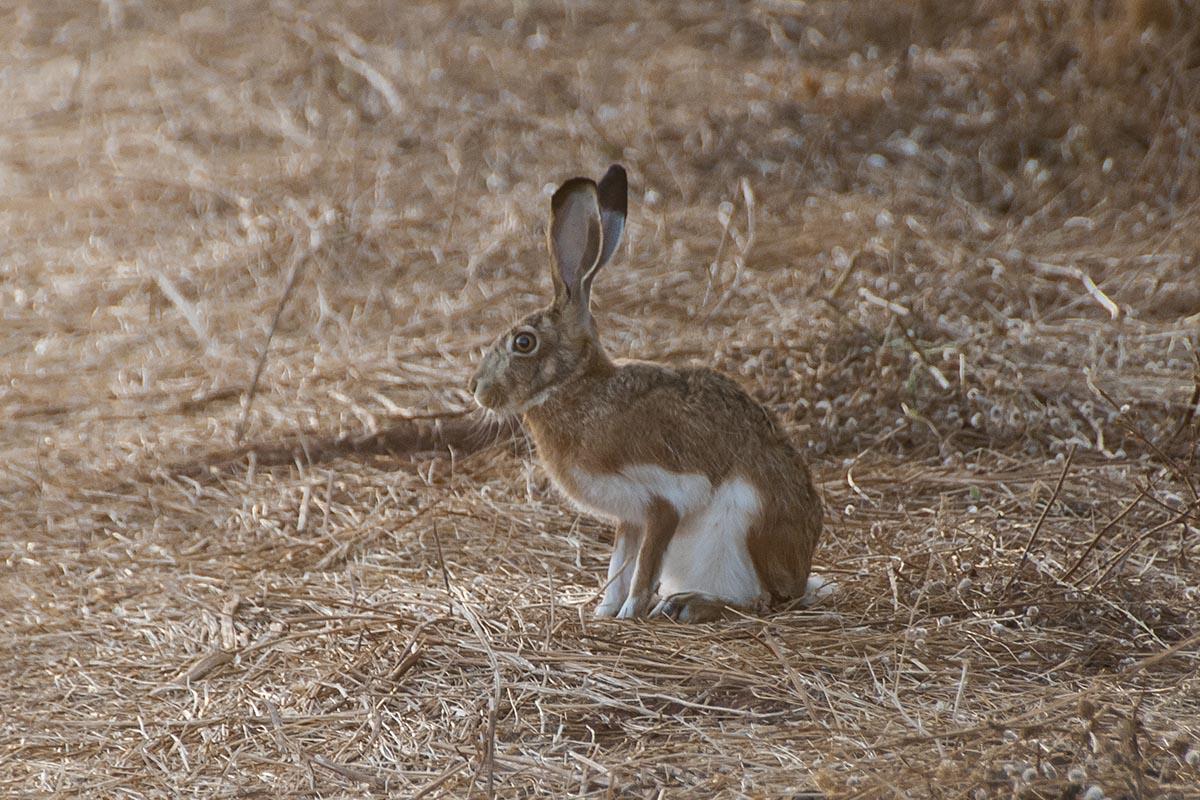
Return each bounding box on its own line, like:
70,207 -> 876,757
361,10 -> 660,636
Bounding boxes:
470,378 -> 512,415
471,383 -> 498,410
470,372 -> 553,416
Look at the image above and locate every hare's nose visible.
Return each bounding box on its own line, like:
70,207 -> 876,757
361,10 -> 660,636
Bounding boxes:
468,376 -> 478,395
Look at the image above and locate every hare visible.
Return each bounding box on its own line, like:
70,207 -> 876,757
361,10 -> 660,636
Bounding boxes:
469,165 -> 823,622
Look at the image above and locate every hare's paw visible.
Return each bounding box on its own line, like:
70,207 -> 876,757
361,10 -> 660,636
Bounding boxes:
616,592 -> 651,620
594,600 -> 621,618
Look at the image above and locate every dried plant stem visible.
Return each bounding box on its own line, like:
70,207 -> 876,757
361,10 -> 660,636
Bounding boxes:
236,253 -> 306,444
1003,444 -> 1075,598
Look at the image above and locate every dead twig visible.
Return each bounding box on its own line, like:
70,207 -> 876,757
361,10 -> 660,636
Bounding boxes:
235,251 -> 306,444
1003,444 -> 1075,598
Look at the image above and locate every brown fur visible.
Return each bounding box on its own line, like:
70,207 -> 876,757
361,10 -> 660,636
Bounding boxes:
470,166 -> 823,617
518,329 -> 823,604
621,497 -> 679,618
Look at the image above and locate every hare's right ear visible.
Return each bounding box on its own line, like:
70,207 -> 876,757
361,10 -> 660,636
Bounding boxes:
548,177 -> 602,312
595,164 -> 627,270
577,164 -> 627,303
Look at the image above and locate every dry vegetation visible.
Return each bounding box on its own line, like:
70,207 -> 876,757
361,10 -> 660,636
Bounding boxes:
3,0 -> 1200,797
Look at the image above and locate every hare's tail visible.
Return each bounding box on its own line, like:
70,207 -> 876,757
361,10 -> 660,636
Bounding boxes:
799,574 -> 838,607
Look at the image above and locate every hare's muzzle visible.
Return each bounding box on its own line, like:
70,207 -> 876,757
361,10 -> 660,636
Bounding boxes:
469,346 -> 509,410
468,369 -> 495,409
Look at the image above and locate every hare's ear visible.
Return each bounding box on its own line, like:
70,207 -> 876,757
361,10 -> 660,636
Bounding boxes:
548,177 -> 602,310
580,164 -> 627,300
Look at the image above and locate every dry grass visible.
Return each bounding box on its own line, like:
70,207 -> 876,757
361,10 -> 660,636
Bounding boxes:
2,1 -> 1200,797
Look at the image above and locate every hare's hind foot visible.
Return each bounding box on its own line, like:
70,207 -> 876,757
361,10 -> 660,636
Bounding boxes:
653,591 -> 771,623
649,592 -> 732,623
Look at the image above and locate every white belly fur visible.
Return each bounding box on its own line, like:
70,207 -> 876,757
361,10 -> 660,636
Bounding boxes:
567,465 -> 764,604
566,464 -> 709,524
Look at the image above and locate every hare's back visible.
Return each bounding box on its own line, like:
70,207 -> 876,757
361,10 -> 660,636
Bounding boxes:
595,362 -> 803,487
609,360 -> 783,439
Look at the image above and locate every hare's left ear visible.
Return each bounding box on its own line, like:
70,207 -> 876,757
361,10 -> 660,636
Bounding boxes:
548,177 -> 602,310
582,164 -> 627,300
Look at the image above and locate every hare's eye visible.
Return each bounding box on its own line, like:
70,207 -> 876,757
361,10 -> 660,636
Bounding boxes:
511,331 -> 538,355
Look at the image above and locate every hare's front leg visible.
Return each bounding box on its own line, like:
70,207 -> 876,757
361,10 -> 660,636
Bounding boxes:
616,499 -> 680,619
595,522 -> 639,618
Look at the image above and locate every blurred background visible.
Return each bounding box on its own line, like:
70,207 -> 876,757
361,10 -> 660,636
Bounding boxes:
3,0 -> 1197,475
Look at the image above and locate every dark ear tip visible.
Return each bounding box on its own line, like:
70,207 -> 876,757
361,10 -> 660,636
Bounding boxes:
602,164 -> 626,182
597,164 -> 627,211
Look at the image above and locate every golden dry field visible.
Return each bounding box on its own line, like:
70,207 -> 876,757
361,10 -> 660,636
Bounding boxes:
2,1 -> 1200,797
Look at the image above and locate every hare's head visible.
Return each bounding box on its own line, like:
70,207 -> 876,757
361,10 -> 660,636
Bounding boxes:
470,165 -> 627,414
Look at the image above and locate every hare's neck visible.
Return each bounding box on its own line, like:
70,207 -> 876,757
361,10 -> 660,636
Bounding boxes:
521,347 -> 614,456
